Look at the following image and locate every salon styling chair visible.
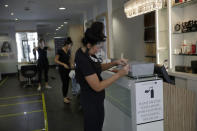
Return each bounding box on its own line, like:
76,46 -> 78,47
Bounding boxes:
21,65 -> 37,88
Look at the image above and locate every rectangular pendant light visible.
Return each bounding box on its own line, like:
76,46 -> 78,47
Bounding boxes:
124,0 -> 163,18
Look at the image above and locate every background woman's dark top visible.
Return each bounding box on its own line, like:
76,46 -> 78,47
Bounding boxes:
37,47 -> 49,68
75,48 -> 105,104
57,49 -> 71,69
57,49 -> 71,98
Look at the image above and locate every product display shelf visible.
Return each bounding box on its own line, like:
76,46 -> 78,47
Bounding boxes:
173,53 -> 197,56
173,31 -> 197,34
170,0 -> 197,70
172,0 -> 197,8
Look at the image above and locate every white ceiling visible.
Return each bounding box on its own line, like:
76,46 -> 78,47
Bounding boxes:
0,0 -> 100,35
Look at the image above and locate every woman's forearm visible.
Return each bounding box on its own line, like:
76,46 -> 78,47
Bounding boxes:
85,72 -> 121,92
101,61 -> 117,71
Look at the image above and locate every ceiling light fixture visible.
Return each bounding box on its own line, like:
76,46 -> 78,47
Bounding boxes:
15,18 -> 18,21
56,29 -> 59,31
124,0 -> 163,18
58,27 -> 61,29
11,12 -> 14,16
64,22 -> 68,24
61,25 -> 64,27
5,5 -> 8,7
59,7 -> 66,10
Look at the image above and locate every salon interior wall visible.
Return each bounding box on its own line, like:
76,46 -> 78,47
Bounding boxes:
43,35 -> 56,66
43,19 -> 84,66
86,0 -> 107,22
0,21 -> 37,74
0,24 -> 18,73
68,24 -> 84,62
112,0 -> 145,61
85,0 -> 114,58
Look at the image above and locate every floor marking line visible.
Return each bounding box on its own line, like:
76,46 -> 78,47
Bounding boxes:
0,110 -> 43,118
0,100 -> 42,107
0,94 -> 41,100
42,93 -> 48,131
0,76 -> 8,87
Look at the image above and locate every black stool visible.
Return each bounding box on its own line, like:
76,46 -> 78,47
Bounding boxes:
21,65 -> 37,88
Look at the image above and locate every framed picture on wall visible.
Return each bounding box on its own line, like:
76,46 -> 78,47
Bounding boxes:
0,34 -> 12,53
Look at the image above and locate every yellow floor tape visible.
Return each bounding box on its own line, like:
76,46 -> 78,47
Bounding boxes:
0,100 -> 42,107
0,76 -> 8,87
0,110 -> 43,118
0,93 -> 41,100
42,93 -> 48,131
33,129 -> 44,131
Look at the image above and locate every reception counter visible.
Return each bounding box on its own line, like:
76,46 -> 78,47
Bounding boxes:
168,71 -> 197,92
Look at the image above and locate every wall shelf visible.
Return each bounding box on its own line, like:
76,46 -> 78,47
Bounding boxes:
144,41 -> 156,43
145,55 -> 156,58
144,25 -> 155,29
172,0 -> 197,8
173,30 -> 197,34
173,53 -> 197,56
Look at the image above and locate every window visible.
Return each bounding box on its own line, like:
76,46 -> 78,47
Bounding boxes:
16,32 -> 38,62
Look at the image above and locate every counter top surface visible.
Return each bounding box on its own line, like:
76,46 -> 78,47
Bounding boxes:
168,71 -> 197,80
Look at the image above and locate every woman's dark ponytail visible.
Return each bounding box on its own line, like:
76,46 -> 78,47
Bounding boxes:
64,37 -> 73,46
82,21 -> 106,46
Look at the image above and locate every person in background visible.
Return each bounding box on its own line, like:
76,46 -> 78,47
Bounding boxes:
54,37 -> 73,104
34,38 -> 52,91
75,21 -> 129,131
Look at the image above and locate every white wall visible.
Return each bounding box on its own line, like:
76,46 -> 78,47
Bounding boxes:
112,0 -> 145,61
86,0 -> 107,21
15,21 -> 37,31
68,24 -> 84,62
0,24 -> 18,73
44,36 -> 56,65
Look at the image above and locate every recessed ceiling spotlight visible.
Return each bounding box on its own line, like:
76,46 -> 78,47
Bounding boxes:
61,25 -> 64,27
64,22 -> 68,24
58,27 -> 61,29
59,7 -> 66,10
5,5 -> 8,7
15,18 -> 18,21
11,12 -> 14,16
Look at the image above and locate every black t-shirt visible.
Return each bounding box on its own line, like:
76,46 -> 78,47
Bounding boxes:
57,49 -> 71,69
37,47 -> 49,67
75,48 -> 105,104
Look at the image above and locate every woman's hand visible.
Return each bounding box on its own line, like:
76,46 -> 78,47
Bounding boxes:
117,64 -> 130,77
115,58 -> 128,66
63,64 -> 70,69
70,64 -> 75,69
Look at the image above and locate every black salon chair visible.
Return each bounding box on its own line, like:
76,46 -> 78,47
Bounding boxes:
21,65 -> 37,88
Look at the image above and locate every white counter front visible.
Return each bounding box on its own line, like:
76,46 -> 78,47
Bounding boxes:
102,71 -> 164,131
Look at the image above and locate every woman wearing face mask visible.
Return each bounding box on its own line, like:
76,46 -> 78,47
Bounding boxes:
75,22 -> 129,131
34,38 -> 52,91
55,37 -> 73,104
